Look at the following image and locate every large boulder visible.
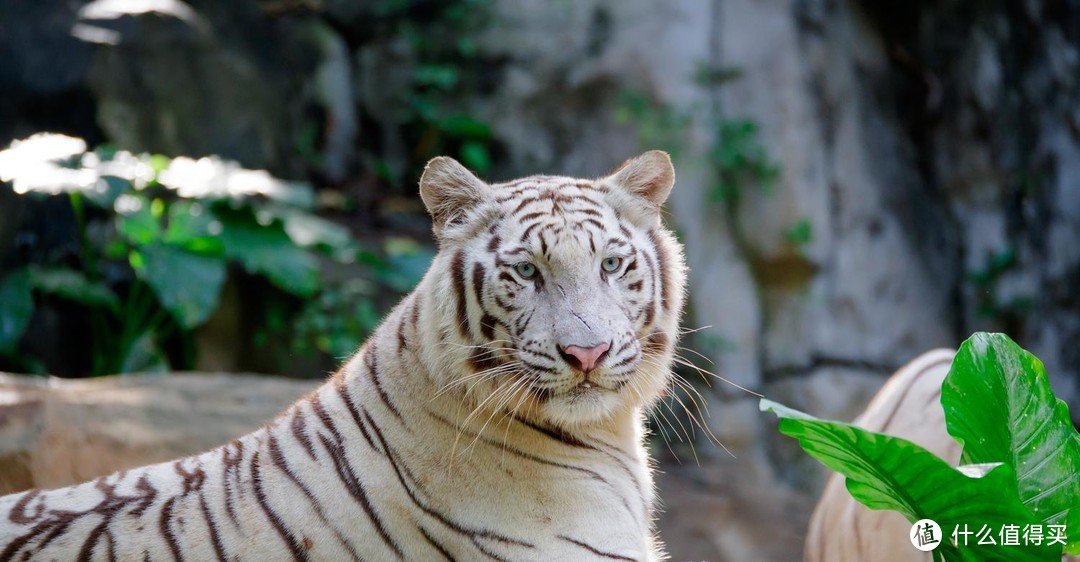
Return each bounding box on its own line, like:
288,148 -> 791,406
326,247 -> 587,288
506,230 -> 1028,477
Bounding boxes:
0,372 -> 316,495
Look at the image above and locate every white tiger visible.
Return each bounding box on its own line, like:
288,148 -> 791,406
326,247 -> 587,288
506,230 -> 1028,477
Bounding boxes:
0,150 -> 687,561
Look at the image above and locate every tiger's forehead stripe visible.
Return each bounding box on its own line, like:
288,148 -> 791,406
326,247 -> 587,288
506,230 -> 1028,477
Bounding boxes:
451,250 -> 471,340
494,176 -> 605,203
498,181 -> 618,264
647,230 -> 672,312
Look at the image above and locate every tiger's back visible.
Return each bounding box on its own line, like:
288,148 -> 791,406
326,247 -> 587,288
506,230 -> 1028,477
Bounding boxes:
0,151 -> 686,561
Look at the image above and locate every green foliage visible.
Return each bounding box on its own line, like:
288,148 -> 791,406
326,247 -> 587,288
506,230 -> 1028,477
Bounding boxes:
785,218 -> 813,249
613,91 -> 691,157
291,279 -> 382,359
942,333 -> 1080,553
762,332 -> 1080,560
134,243 -> 227,329
285,238 -> 434,360
693,63 -> 745,87
370,0 -> 499,179
762,400 -> 1054,561
612,81 -> 779,212
967,248 -> 1033,319
0,270 -> 34,355
214,209 -> 319,297
28,267 -> 121,311
0,134 -> 423,376
709,119 -> 779,206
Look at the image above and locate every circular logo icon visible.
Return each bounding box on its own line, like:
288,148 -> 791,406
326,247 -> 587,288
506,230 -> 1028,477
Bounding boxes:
910,519 -> 943,552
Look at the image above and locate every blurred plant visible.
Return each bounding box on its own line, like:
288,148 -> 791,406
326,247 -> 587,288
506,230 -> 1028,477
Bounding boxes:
280,237 -> 433,360
708,119 -> 780,206
0,133 -> 424,376
785,218 -> 813,250
364,0 -> 500,181
613,85 -> 779,214
967,247 -> 1033,321
690,62 -> 782,206
613,91 -> 691,157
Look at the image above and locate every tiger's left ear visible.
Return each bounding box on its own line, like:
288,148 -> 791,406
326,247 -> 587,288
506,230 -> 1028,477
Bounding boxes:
419,156 -> 490,239
601,150 -> 675,226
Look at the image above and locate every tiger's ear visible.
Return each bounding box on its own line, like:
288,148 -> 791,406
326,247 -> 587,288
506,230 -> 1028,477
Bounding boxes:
602,150 -> 675,226
419,156 -> 490,238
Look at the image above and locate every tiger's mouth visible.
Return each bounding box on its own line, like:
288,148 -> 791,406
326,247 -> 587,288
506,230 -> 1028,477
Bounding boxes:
572,380 -> 596,393
566,379 -> 611,398
463,340 -> 644,410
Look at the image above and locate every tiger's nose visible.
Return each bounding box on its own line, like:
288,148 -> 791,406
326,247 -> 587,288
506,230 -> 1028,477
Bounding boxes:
558,342 -> 611,374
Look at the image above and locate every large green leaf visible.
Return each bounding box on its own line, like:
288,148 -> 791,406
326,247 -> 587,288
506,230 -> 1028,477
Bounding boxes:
216,211 -> 318,297
942,333 -> 1080,554
132,243 -> 226,328
438,114 -> 490,138
162,201 -> 224,255
116,197 -> 161,245
380,237 -> 434,292
0,269 -> 34,354
28,267 -> 120,312
761,399 -> 1059,561
267,204 -> 355,254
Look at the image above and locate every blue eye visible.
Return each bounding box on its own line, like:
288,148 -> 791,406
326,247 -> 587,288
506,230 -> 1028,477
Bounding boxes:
601,257 -> 622,273
515,262 -> 538,279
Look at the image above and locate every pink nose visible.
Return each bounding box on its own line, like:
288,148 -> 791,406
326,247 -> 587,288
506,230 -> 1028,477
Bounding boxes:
559,342 -> 611,374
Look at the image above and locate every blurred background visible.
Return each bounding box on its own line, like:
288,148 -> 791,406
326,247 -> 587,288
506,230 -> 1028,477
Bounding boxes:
2,0 -> 1079,559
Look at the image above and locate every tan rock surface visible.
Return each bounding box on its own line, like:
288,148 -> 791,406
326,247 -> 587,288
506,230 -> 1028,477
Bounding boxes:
0,372 -> 317,495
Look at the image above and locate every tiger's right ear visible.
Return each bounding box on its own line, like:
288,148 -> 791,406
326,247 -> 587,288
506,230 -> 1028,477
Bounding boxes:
419,156 -> 490,238
600,150 -> 676,228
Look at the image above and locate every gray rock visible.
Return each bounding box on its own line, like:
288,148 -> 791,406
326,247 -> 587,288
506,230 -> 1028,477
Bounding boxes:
77,0 -> 325,176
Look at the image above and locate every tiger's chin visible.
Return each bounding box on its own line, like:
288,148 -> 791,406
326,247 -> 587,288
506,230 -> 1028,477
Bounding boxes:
540,385 -> 628,427
533,370 -> 670,429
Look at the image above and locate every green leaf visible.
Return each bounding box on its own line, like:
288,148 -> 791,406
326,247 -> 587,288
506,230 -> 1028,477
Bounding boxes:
693,63 -> 744,86
438,114 -> 491,139
414,64 -> 459,90
942,333 -> 1080,554
148,153 -> 171,176
133,243 -> 226,328
785,218 -> 813,247
379,237 -> 434,293
216,212 -> 318,297
84,175 -> 130,208
459,141 -> 492,174
162,201 -> 224,255
0,269 -> 34,354
28,267 -> 120,311
761,399 -> 1060,561
116,331 -> 169,374
116,197 -> 161,245
268,205 -> 354,253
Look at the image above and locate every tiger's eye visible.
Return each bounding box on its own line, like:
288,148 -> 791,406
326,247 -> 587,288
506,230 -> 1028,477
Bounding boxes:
601,257 -> 622,273
515,262 -> 538,279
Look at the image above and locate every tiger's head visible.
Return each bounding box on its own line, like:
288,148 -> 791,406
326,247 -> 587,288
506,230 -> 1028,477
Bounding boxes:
418,151 -> 686,429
